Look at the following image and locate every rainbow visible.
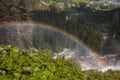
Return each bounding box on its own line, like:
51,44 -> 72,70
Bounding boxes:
0,21 -> 107,67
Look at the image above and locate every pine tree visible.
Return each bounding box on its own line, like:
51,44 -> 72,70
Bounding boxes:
19,0 -> 31,21
109,12 -> 120,38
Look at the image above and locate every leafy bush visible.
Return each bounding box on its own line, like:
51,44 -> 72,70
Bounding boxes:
0,44 -> 120,80
0,44 -> 83,80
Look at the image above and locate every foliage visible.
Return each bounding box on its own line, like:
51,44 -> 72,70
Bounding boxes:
0,44 -> 120,80
31,9 -> 103,50
31,1 -> 120,53
0,44 -> 83,80
0,0 -> 31,21
109,12 -> 120,37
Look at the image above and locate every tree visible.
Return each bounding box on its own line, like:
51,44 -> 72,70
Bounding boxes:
109,12 -> 120,38
0,0 -> 31,22
19,0 -> 31,20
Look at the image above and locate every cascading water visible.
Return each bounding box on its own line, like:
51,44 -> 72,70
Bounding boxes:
0,23 -> 120,71
100,37 -> 120,71
0,23 -> 115,70
0,24 -> 33,48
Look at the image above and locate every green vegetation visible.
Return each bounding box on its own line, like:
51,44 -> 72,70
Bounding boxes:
31,8 -> 103,50
109,12 -> 120,37
0,44 -> 83,80
31,1 -> 120,53
0,44 -> 120,80
0,0 -> 31,21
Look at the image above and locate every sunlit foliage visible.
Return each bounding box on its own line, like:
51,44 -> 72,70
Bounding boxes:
0,44 -> 120,80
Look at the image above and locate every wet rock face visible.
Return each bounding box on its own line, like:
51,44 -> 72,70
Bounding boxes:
0,24 -> 89,54
0,24 -> 33,49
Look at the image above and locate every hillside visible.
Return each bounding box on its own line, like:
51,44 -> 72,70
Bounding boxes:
0,44 -> 120,80
0,1 -> 120,79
